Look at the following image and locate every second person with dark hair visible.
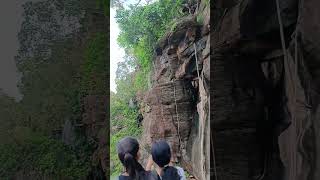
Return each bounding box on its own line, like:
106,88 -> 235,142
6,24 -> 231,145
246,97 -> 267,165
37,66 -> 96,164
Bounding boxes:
146,140 -> 186,180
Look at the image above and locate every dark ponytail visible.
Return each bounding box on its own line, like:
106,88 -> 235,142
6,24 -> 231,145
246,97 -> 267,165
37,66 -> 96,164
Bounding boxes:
151,140 -> 181,180
123,153 -> 144,178
161,166 -> 180,180
117,137 -> 147,179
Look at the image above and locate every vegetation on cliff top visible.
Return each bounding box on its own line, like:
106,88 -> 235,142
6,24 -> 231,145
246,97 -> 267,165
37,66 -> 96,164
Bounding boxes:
110,0 -> 186,175
115,0 -> 185,91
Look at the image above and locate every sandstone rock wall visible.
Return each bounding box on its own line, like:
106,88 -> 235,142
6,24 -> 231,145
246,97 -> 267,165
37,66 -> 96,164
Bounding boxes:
140,1 -> 210,179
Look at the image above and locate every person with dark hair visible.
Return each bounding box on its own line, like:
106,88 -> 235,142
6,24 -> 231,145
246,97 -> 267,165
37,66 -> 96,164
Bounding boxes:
146,140 -> 186,180
117,137 -> 157,180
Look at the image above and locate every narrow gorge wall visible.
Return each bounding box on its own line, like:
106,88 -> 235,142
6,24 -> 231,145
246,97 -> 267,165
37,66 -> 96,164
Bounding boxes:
211,0 -> 320,180
139,1 -> 210,179
138,0 -> 320,179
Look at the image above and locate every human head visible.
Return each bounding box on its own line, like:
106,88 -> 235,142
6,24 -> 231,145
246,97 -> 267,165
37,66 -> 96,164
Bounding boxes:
151,140 -> 181,179
117,137 -> 144,178
151,140 -> 171,167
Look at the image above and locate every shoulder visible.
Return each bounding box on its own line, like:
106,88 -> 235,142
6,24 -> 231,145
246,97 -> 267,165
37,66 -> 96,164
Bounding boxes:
118,175 -> 127,180
175,166 -> 184,171
118,175 -> 132,180
175,166 -> 186,180
145,171 -> 159,180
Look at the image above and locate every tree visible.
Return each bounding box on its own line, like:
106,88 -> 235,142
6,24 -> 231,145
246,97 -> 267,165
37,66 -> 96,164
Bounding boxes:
114,0 -> 185,91
110,0 -> 186,174
0,0 -> 108,179
16,0 -> 84,63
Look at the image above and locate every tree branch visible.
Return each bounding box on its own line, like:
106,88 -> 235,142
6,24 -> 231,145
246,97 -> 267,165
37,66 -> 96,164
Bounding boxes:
135,0 -> 142,7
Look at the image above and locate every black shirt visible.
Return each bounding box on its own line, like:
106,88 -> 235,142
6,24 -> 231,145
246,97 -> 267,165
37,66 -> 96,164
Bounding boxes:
118,171 -> 158,180
119,175 -> 131,180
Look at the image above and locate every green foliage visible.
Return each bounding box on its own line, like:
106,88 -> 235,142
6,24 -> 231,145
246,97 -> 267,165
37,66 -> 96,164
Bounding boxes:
110,51 -> 142,176
196,13 -> 205,25
205,0 -> 210,6
110,0 -> 187,175
17,0 -> 84,62
0,127 -> 90,179
16,38 -> 82,133
96,0 -> 110,16
81,33 -> 108,96
0,93 -> 24,135
185,171 -> 191,178
110,93 -> 142,175
115,0 -> 186,91
0,0 -> 109,178
132,38 -> 152,91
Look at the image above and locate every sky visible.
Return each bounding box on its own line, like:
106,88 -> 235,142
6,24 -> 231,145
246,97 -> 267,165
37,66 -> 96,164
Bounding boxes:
110,0 -> 152,93
0,0 -> 26,100
0,0 -> 41,101
110,8 -> 125,93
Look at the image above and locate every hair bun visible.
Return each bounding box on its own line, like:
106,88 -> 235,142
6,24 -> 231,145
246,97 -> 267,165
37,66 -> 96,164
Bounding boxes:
124,153 -> 133,160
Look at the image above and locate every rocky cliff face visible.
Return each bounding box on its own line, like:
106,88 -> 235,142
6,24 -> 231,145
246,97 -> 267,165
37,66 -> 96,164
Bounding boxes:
139,1 -> 210,179
82,95 -> 108,175
138,0 -> 320,179
211,0 -> 320,180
